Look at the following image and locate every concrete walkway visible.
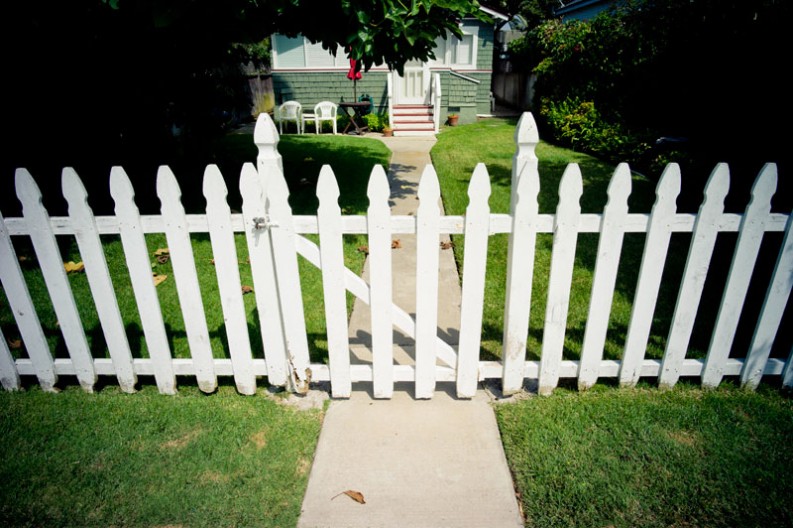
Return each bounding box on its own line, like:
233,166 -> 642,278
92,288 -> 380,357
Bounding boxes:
297,135 -> 523,528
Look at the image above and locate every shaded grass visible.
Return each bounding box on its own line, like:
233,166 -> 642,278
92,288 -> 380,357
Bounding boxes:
496,383 -> 793,528
0,133 -> 390,368
430,119 -> 789,364
0,383 -> 323,527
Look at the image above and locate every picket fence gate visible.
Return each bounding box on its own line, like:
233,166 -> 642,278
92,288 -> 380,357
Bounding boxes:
0,112 -> 791,399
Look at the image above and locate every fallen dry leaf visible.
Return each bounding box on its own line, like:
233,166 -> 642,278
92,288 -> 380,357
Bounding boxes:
8,339 -> 21,350
391,239 -> 402,249
153,273 -> 168,286
154,248 -> 170,256
64,261 -> 85,273
156,254 -> 170,264
209,259 -> 215,266
356,245 -> 369,255
241,285 -> 254,295
440,241 -> 454,250
332,490 -> 366,504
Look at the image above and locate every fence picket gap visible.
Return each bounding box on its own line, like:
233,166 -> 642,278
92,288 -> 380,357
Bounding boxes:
63,168 -> 137,393
457,163 -> 492,398
659,164 -> 729,389
578,163 -> 632,390
415,165 -> 441,399
0,326 -> 21,390
240,162 -> 289,388
740,214 -> 793,389
702,163 -> 777,388
538,163 -> 583,396
367,164 -> 394,398
619,163 -> 681,387
110,166 -> 177,395
502,114 -> 540,395
204,165 -> 257,395
157,166 -> 217,393
17,169 -> 97,392
0,209 -> 56,390
265,164 -> 312,393
317,165 -> 352,398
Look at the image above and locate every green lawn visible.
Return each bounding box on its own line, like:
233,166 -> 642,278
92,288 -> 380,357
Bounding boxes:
496,382 -> 793,528
1,133 -> 389,365
0,384 -> 323,527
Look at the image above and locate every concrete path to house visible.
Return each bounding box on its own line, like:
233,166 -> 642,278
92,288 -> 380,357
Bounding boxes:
297,135 -> 524,528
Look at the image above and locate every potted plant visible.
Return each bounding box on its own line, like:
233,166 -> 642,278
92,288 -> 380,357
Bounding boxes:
447,113 -> 459,126
382,125 -> 393,137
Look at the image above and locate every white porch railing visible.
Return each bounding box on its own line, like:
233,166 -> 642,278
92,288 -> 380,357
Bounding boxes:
432,73 -> 442,132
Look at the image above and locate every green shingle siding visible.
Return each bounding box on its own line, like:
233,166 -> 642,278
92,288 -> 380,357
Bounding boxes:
272,72 -> 390,114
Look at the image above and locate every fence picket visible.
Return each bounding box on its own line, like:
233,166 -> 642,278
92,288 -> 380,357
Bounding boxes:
317,165 -> 352,398
457,164 -> 492,398
538,164 -> 583,396
502,114 -> 540,395
702,163 -> 777,388
659,164 -> 729,389
784,347 -> 793,388
0,326 -> 20,390
203,165 -> 257,395
0,209 -> 56,390
415,165 -> 442,399
240,162 -> 289,388
740,214 -> 793,389
157,167 -> 217,393
578,164 -> 632,390
63,168 -> 136,393
265,165 -> 312,394
367,165 -> 394,398
110,167 -> 176,395
619,164 -> 681,387
17,169 -> 97,392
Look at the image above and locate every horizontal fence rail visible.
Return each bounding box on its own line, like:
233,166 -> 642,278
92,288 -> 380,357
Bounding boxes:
0,112 -> 790,398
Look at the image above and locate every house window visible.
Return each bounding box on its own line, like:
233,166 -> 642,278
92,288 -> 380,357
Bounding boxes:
272,34 -> 347,69
431,23 -> 479,69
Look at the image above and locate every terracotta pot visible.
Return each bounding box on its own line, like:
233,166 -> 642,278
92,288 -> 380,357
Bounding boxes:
382,128 -> 393,137
448,115 -> 459,126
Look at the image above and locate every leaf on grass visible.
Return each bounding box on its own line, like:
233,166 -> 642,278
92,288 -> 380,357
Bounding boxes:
332,490 -> 366,504
64,261 -> 85,273
357,245 -> 369,255
241,285 -> 254,294
440,241 -> 454,250
154,248 -> 170,256
209,259 -> 215,266
156,254 -> 170,264
152,273 -> 167,286
8,338 -> 21,350
391,239 -> 402,249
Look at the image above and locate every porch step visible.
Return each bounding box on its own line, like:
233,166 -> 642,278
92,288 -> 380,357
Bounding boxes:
392,104 -> 436,136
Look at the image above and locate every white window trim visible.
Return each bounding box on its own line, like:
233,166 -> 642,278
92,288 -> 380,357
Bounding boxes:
431,26 -> 479,70
272,34 -> 348,70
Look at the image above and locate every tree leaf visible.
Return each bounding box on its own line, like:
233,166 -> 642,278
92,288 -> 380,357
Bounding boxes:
64,261 -> 85,273
154,248 -> 170,256
440,241 -> 454,250
332,490 -> 366,504
241,285 -> 254,295
357,245 -> 369,255
391,239 -> 402,249
8,338 -> 21,350
152,273 -> 167,286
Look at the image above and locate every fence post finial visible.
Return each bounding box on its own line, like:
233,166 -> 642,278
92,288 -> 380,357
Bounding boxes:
254,112 -> 284,178
512,112 -> 539,212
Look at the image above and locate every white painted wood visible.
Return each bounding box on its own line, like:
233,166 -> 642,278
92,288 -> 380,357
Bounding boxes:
264,165 -> 312,394
619,163 -> 681,387
659,164 -> 729,389
502,113 -> 540,395
415,165 -> 441,399
0,209 -> 56,391
457,163 -> 492,398
0,326 -> 21,390
16,169 -> 97,392
578,164 -> 632,390
293,235 -> 458,367
538,164 -> 583,396
110,166 -> 176,395
317,165 -> 352,398
367,165 -> 394,398
239,162 -> 289,388
740,207 -> 793,389
784,346 -> 793,388
63,168 -> 137,393
157,166 -> 217,393
703,163 -> 777,388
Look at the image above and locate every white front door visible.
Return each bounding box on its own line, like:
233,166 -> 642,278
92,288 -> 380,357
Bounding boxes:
394,60 -> 430,105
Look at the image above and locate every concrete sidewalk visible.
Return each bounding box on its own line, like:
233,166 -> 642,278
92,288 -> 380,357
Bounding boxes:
297,135 -> 523,528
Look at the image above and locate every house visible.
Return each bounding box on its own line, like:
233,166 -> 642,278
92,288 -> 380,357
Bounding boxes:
269,6 -> 509,135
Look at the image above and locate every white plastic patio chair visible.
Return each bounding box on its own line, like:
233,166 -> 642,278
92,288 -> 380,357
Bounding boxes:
301,101 -> 338,135
277,101 -> 302,134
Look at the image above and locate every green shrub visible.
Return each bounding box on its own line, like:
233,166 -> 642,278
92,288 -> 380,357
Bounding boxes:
363,113 -> 389,132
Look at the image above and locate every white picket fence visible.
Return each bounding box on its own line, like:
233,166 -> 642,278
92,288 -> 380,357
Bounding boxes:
0,112 -> 791,398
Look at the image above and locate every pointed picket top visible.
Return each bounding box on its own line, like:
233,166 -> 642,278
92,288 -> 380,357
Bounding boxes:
317,164 -> 341,207
255,112 -> 284,178
367,164 -> 391,203
606,163 -> 632,207
514,112 -> 540,157
652,162 -> 682,214
61,167 -> 90,205
468,163 -> 492,203
156,165 -> 182,203
557,163 -> 584,215
14,168 -> 43,208
203,164 -> 229,200
417,164 -> 440,204
109,166 -> 137,204
746,163 -> 778,211
701,163 -> 731,209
